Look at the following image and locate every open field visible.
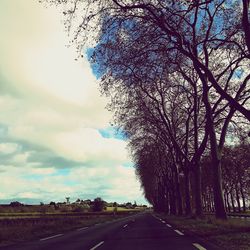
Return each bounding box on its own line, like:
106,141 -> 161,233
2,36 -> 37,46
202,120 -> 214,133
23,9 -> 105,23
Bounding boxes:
0,210 -> 137,218
0,210 -> 141,247
158,214 -> 250,250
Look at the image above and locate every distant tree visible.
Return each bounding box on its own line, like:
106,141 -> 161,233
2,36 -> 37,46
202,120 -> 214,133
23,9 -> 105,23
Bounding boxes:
84,199 -> 92,205
113,202 -> 118,213
9,201 -> 23,207
125,202 -> 132,209
92,197 -> 105,212
133,201 -> 137,208
49,201 -> 59,210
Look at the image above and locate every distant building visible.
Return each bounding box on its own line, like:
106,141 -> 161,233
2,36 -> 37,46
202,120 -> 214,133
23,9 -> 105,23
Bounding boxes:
65,197 -> 70,204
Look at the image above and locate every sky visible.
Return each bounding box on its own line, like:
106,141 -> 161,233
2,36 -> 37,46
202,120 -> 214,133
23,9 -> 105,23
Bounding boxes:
0,0 -> 145,205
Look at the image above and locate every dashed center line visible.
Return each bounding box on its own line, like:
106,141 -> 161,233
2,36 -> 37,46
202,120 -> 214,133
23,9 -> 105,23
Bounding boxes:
193,243 -> 207,250
166,224 -> 172,227
90,241 -> 104,250
174,229 -> 184,235
40,234 -> 63,241
77,227 -> 88,231
123,224 -> 128,228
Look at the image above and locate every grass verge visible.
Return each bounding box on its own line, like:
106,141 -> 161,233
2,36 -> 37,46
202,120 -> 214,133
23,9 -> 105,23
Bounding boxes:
158,214 -> 250,250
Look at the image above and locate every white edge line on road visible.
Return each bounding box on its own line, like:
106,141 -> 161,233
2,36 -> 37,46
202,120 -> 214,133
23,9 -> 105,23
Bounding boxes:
174,229 -> 184,235
90,241 -> 104,250
40,234 -> 63,241
123,224 -> 128,228
193,243 -> 207,250
166,224 -> 172,227
77,227 -> 88,231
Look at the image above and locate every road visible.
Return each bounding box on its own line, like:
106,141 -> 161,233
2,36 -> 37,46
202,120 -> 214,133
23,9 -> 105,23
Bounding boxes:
0,212 -> 215,250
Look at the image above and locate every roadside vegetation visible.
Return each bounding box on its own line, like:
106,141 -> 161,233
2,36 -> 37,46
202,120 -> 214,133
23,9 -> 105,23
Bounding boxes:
158,214 -> 250,250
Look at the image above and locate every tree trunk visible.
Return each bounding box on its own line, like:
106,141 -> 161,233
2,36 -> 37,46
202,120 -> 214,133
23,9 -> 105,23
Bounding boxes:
165,191 -> 170,214
235,184 -> 241,212
184,169 -> 192,215
194,161 -> 202,216
224,193 -> 227,212
201,82 -> 227,219
169,188 -> 177,215
230,191 -> 236,212
211,157 -> 227,219
226,192 -> 231,213
174,167 -> 183,215
240,183 -> 246,212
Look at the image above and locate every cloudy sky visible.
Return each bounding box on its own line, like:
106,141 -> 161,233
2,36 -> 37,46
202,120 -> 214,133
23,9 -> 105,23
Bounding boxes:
0,0 -> 145,205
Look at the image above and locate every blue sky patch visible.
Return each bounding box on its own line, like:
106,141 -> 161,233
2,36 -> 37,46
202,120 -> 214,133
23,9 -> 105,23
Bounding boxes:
98,127 -> 127,140
54,168 -> 70,176
123,162 -> 134,168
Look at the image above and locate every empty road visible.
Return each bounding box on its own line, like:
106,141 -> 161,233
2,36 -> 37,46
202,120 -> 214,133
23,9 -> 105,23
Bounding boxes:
1,212 -> 215,250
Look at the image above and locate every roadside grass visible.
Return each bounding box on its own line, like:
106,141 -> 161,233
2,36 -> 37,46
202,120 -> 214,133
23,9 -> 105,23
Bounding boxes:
0,213 -> 136,247
158,214 -> 250,250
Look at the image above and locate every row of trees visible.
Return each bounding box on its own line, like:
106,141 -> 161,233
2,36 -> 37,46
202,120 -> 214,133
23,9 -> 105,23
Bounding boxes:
202,143 -> 250,213
44,0 -> 250,219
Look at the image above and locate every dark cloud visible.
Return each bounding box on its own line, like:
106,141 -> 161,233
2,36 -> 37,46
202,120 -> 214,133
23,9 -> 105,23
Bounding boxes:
0,130 -> 84,169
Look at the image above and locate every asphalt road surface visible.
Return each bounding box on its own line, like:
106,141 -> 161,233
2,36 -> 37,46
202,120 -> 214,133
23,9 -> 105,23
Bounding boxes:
1,212 -> 215,250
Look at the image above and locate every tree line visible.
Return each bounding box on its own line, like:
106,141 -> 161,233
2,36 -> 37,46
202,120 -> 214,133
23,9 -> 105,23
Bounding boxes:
43,0 -> 250,220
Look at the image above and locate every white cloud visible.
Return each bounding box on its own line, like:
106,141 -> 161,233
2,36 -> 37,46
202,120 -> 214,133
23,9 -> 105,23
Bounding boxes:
0,0 -> 146,205
0,164 -> 144,204
0,143 -> 18,154
12,152 -> 31,165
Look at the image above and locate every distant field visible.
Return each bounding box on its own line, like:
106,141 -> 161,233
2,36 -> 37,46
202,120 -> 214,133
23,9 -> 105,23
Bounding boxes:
0,208 -> 143,218
0,205 -> 144,218
105,206 -> 141,212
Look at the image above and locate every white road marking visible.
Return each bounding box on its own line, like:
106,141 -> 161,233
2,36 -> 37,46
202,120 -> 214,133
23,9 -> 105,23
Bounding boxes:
161,221 -> 166,223
90,241 -> 104,250
77,227 -> 88,231
193,243 -> 207,250
40,234 -> 63,241
123,224 -> 128,228
166,224 -> 172,227
174,229 -> 184,235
